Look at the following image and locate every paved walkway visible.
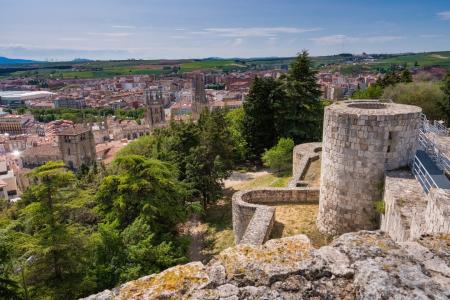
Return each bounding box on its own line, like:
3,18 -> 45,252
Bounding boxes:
416,150 -> 450,189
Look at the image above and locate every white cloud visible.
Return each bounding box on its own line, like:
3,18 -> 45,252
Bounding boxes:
437,11 -> 450,20
310,34 -> 355,45
175,28 -> 186,31
59,37 -> 89,41
202,27 -> 321,37
231,38 -> 243,47
310,34 -> 403,45
112,25 -> 136,29
419,34 -> 443,38
87,32 -> 133,37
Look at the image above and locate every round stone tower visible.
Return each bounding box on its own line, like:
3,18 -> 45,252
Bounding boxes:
317,101 -> 422,235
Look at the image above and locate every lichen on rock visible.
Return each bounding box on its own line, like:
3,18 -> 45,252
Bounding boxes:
83,231 -> 450,300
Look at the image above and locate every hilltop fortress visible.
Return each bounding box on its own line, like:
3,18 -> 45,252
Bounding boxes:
85,100 -> 450,299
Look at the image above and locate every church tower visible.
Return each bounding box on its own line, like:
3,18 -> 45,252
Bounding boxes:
144,88 -> 165,129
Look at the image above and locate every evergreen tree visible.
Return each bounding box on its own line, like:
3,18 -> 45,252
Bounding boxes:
242,77 -> 282,160
400,69 -> 413,83
0,234 -> 21,300
19,161 -> 90,299
184,110 -> 234,208
276,50 -> 323,143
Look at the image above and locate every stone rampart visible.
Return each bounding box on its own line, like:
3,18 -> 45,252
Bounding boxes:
232,188 -> 319,245
232,142 -> 322,245
288,142 -> 321,188
382,170 -> 450,242
424,188 -> 450,234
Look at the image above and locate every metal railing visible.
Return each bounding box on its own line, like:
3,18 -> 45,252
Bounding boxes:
411,114 -> 450,194
421,114 -> 450,136
418,114 -> 450,174
411,154 -> 438,194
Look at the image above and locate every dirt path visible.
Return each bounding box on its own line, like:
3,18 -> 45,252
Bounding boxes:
184,214 -> 207,262
223,170 -> 269,189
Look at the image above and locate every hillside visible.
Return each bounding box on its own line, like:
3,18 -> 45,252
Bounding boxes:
0,51 -> 449,79
0,56 -> 40,65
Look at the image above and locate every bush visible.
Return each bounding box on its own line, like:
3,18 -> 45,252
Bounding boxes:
382,82 -> 447,121
261,138 -> 294,172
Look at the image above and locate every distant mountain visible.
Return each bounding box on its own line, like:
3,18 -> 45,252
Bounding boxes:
0,56 -> 41,65
71,58 -> 93,63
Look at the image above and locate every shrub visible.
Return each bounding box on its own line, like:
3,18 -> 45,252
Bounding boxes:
261,138 -> 294,172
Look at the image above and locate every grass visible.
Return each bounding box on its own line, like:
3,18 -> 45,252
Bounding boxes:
233,172 -> 292,190
180,59 -> 242,72
201,171 -> 292,259
269,203 -> 332,247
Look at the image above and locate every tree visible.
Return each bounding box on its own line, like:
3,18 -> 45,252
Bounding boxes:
276,50 -> 323,143
352,85 -> 384,99
224,108 -> 247,161
400,69 -> 412,83
184,110 -> 234,208
441,72 -> 450,125
242,76 -> 282,160
93,155 -> 189,285
261,138 -> 295,172
382,82 -> 447,121
0,233 -> 21,299
97,155 -> 187,230
19,161 -> 90,299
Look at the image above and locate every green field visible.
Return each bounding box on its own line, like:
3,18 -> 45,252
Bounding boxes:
372,51 -> 450,69
1,51 -> 449,79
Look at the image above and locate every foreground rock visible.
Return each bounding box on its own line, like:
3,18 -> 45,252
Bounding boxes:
83,231 -> 450,300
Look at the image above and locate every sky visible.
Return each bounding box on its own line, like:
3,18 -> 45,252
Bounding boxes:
0,0 -> 450,61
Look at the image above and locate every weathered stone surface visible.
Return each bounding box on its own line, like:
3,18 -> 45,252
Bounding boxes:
83,231 -> 450,300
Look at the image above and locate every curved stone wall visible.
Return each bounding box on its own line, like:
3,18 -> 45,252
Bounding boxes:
232,188 -> 320,245
288,142 -> 322,188
318,101 -> 422,235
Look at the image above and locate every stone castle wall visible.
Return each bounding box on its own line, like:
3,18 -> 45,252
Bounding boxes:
318,101 -> 422,235
288,142 -> 321,188
232,188 -> 320,244
382,171 -> 450,242
232,142 -> 321,245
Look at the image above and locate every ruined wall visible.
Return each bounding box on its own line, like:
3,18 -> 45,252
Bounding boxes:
381,170 -> 428,242
232,188 -> 319,245
382,171 -> 450,242
424,188 -> 450,234
288,142 -> 321,188
318,101 -> 422,235
232,142 -> 321,245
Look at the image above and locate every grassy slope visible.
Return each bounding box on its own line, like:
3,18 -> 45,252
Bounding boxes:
2,51 -> 449,79
372,51 -> 450,69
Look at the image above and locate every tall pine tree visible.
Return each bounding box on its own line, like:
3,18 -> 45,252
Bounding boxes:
242,77 -> 284,160
276,50 -> 323,143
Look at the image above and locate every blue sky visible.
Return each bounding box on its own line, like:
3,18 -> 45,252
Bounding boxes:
0,0 -> 449,60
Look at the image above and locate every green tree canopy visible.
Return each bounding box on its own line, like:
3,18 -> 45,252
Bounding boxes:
261,137 -> 295,172
382,81 -> 447,121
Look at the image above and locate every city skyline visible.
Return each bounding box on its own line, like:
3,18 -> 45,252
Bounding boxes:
1,0 -> 450,61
